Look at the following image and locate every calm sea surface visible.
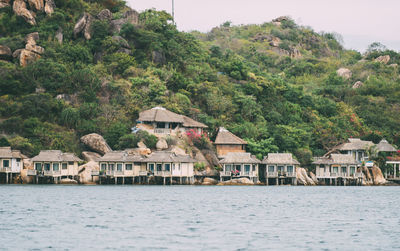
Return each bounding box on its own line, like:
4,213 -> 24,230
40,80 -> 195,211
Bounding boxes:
0,185 -> 399,250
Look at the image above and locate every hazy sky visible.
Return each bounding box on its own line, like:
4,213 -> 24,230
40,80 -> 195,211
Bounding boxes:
127,0 -> 400,52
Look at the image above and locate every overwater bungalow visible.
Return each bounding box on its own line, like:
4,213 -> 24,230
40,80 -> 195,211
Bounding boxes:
30,150 -> 82,183
214,127 -> 247,157
0,147 -> 24,184
260,153 -> 299,185
135,107 -> 208,136
143,151 -> 196,185
219,152 -> 260,183
377,139 -> 400,179
336,138 -> 374,163
313,154 -> 363,185
95,151 -> 146,184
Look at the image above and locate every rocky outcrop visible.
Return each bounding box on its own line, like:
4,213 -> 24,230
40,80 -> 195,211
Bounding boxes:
97,9 -> 112,21
13,0 -> 36,25
20,168 -> 34,184
27,0 -> 44,11
60,178 -> 78,185
74,12 -> 92,40
202,177 -> 218,185
112,35 -> 131,54
296,168 -> 315,185
352,81 -> 364,89
156,138 -> 168,150
44,0 -> 55,15
371,165 -> 386,185
201,149 -> 220,168
0,0 -> 10,8
18,32 -> 44,66
0,45 -> 12,60
272,16 -> 289,26
309,171 -> 319,185
152,50 -> 166,64
336,68 -> 352,80
78,161 -> 99,184
13,48 -> 23,58
252,34 -> 281,47
110,9 -> 139,33
82,151 -> 101,162
218,177 -> 254,185
80,133 -> 112,155
374,55 -> 390,64
55,27 -> 63,43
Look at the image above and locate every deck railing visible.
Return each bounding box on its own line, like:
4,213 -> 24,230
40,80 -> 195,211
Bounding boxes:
0,167 -> 11,172
27,169 -> 37,176
139,171 -> 148,176
154,128 -> 172,134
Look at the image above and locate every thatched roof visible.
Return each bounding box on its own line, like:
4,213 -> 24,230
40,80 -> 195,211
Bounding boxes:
337,138 -> 374,151
144,151 -> 196,163
312,154 -> 358,165
0,147 -> 23,159
32,150 -> 82,162
376,139 -> 397,152
219,152 -> 260,164
98,151 -> 143,162
137,107 -> 207,128
214,127 -> 247,145
262,153 -> 300,165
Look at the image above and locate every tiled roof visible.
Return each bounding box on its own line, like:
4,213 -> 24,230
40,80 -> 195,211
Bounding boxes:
214,127 -> 247,145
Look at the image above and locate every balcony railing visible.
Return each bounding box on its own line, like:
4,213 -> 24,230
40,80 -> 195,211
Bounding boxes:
27,169 -> 37,176
139,171 -> 148,176
154,171 -> 172,176
154,128 -> 172,134
44,170 -> 61,176
0,167 -> 11,172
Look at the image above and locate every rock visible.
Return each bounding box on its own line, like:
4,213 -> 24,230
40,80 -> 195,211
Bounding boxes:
19,49 -> 41,66
25,43 -> 44,54
27,0 -> 44,11
0,45 -> 12,60
55,93 -> 78,104
25,32 -> 39,45
201,149 -> 220,169
78,161 -> 99,184
112,35 -> 130,48
152,50 -> 166,64
126,148 -> 151,156
371,165 -> 386,185
352,81 -> 364,89
336,68 -> 352,80
202,177 -> 218,185
60,178 -> 78,185
218,177 -> 254,185
192,147 -> 209,167
110,19 -> 126,33
13,0 -> 36,25
374,55 -> 390,64
272,16 -> 289,26
156,138 -> 168,150
137,141 -> 147,149
55,27 -> 63,44
44,0 -> 55,15
20,169 -> 34,184
82,151 -> 101,162
110,10 -> 139,33
35,87 -> 45,93
296,168 -> 315,185
0,0 -> 10,8
171,146 -> 186,156
74,13 -> 92,40
360,165 -> 372,181
80,133 -> 112,155
97,9 -> 112,21
12,49 -> 23,58
389,64 -> 398,68
290,47 -> 302,58
309,171 -> 319,185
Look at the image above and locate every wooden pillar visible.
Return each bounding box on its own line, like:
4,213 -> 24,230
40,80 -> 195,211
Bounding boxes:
163,177 -> 166,185
266,177 -> 269,186
115,177 -> 117,185
122,177 -> 125,185
5,172 -> 8,184
180,176 -> 182,185
276,177 -> 278,186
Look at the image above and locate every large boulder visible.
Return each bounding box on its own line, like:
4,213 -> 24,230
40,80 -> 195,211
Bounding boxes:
336,68 -> 352,80
60,178 -> 78,185
18,32 -> 44,66
352,81 -> 364,89
156,138 -> 168,150
374,55 -> 390,64
371,165 -> 386,185
0,0 -> 10,8
44,0 -> 55,15
218,177 -> 254,185
13,0 -> 36,25
19,49 -> 40,66
309,171 -> 319,185
78,161 -> 99,184
55,27 -> 63,43
201,149 -> 220,168
202,177 -> 218,185
20,169 -> 34,184
110,9 -> 139,33
97,9 -> 112,21
80,133 -> 112,155
74,12 -> 92,40
25,32 -> 39,45
296,168 -> 315,185
0,45 -> 12,60
81,151 -> 101,162
27,0 -> 44,11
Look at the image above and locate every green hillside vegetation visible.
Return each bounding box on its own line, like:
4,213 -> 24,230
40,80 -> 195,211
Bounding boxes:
0,1 -> 399,168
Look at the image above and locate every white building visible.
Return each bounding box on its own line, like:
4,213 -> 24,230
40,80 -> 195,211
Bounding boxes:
0,147 -> 24,184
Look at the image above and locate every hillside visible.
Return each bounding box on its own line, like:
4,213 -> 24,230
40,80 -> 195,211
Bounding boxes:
0,1 -> 399,167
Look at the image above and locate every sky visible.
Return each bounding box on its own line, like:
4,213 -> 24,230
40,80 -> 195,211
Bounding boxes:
126,0 -> 400,52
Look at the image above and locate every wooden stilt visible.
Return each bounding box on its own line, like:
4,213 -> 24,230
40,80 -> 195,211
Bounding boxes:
163,177 -> 166,185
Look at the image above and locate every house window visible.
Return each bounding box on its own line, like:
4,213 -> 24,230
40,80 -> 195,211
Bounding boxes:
156,164 -> 162,172
278,166 -> 284,172
149,163 -> 154,172
126,164 -> 132,171
332,166 -> 339,174
101,163 -> 107,171
172,164 -> 176,170
225,164 -> 232,172
252,165 -> 256,172
341,166 -> 347,174
235,165 -> 241,172
244,164 -> 251,173
53,163 -> 59,171
109,164 -> 115,171
16,158 -> 21,163
268,166 -> 275,173
68,162 -> 74,165
117,163 -> 123,171
3,160 -> 9,168
350,166 -> 356,175
165,163 -> 171,172
45,163 -> 51,171
35,163 -> 42,171
287,166 -> 294,173
62,163 -> 68,170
